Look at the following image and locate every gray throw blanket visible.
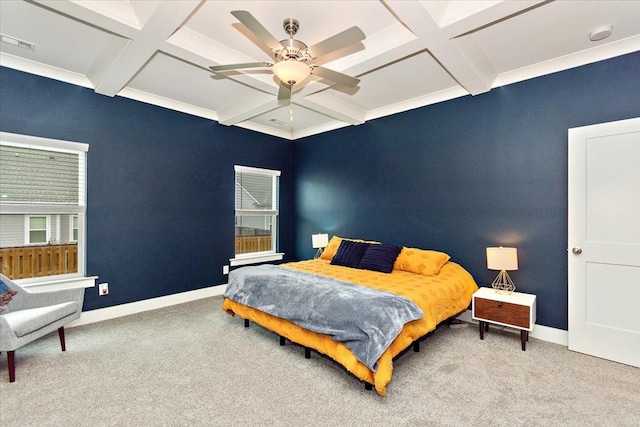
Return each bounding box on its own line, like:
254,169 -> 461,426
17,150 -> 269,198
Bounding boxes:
225,264 -> 423,371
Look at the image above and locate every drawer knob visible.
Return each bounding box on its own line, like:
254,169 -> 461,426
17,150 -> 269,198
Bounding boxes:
497,301 -> 503,307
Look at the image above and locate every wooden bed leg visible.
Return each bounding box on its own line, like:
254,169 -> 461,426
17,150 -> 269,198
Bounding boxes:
244,319 -> 249,328
279,336 -> 285,346
365,383 -> 373,391
304,347 -> 311,359
413,341 -> 420,352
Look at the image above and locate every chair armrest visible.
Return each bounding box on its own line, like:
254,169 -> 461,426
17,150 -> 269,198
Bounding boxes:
0,315 -> 15,344
10,287 -> 85,311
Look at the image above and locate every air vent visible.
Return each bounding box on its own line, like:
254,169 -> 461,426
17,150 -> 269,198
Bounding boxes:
268,118 -> 287,126
1,34 -> 35,51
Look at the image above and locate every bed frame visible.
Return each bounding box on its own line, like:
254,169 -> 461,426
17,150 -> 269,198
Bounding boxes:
238,308 -> 466,391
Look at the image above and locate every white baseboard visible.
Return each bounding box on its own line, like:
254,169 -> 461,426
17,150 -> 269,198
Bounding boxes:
69,284 -> 227,328
69,289 -> 568,347
457,309 -> 568,346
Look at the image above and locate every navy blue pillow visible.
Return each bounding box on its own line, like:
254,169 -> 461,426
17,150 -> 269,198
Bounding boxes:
358,244 -> 402,273
330,240 -> 370,268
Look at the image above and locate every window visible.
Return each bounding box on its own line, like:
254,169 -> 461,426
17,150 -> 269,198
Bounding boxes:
70,214 -> 79,242
0,132 -> 88,283
26,215 -> 50,244
232,165 -> 283,266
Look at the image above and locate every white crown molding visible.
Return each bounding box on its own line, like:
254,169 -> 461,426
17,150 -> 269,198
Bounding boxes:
117,86 -> 219,121
0,52 -> 93,88
493,35 -> 640,89
366,86 -> 469,122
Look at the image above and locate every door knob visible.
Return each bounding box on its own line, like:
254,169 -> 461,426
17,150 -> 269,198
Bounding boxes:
572,247 -> 582,255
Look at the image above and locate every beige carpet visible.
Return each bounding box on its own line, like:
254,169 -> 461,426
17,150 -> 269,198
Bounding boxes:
1,296 -> 639,426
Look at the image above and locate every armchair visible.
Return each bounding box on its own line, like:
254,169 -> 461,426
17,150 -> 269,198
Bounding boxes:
0,273 -> 84,382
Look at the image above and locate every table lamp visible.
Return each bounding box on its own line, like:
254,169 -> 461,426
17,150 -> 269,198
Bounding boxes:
312,233 -> 329,259
486,246 -> 518,294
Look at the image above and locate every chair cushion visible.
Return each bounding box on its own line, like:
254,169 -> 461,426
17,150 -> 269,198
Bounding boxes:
2,302 -> 79,337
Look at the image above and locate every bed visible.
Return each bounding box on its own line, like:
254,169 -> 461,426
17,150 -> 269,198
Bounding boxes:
222,236 -> 478,396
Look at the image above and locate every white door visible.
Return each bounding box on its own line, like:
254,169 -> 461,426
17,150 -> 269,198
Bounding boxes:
568,117 -> 640,367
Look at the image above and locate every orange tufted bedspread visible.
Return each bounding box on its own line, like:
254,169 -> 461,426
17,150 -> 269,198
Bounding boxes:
222,258 -> 478,396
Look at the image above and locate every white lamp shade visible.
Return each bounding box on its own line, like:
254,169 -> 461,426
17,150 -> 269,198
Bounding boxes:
273,60 -> 311,85
312,233 -> 329,249
486,247 -> 518,271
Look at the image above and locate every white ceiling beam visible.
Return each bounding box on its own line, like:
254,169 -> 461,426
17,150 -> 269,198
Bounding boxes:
385,1 -> 546,95
86,36 -> 131,90
384,1 -> 492,95
91,1 -> 202,97
35,0 -> 203,97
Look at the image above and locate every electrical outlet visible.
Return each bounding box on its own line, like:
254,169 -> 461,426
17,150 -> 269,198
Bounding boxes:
223,265 -> 229,275
99,283 -> 109,296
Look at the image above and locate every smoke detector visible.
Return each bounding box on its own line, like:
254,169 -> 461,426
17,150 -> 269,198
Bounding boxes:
589,25 -> 613,42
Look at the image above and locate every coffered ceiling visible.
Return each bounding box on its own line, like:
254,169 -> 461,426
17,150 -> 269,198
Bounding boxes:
1,1 -> 638,140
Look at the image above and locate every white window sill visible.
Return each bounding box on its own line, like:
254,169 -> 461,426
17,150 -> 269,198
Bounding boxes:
230,252 -> 284,267
18,275 -> 97,292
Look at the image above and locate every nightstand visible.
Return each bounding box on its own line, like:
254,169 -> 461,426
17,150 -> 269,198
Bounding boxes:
472,287 -> 536,351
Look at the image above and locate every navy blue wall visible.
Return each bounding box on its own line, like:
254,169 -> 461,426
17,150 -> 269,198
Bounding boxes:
293,52 -> 640,330
2,52 -> 639,327
0,67 -> 294,311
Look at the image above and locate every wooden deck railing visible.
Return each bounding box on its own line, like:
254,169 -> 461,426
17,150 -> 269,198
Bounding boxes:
0,238 -> 270,280
0,243 -> 78,280
235,236 -> 272,255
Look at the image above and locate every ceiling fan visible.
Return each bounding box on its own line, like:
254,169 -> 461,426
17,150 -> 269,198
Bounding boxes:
209,11 -> 365,104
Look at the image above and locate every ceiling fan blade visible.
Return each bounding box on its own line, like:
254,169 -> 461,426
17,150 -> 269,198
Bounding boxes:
277,82 -> 292,105
307,27 -> 365,59
311,66 -> 360,87
231,10 -> 283,53
209,62 -> 272,72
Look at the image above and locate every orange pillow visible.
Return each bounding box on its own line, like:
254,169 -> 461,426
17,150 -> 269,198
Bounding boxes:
320,236 -> 380,261
393,247 -> 450,276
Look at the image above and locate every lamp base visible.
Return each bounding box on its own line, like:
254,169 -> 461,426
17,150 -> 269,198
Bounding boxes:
314,248 -> 324,259
491,270 -> 516,294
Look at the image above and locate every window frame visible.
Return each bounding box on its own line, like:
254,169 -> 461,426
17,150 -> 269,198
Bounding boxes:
70,214 -> 79,242
230,165 -> 283,266
25,214 -> 51,245
0,132 -> 94,289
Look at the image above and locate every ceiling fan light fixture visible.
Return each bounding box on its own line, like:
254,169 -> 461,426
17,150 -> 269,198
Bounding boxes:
272,60 -> 310,85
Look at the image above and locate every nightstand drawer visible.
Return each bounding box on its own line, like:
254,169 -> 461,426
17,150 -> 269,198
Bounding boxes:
474,297 -> 531,329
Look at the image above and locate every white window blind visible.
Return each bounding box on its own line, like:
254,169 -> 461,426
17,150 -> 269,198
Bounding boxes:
235,166 -> 280,216
0,133 -> 87,215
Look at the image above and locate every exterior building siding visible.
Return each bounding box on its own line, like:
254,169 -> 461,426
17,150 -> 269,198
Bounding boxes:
0,214 -> 74,248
